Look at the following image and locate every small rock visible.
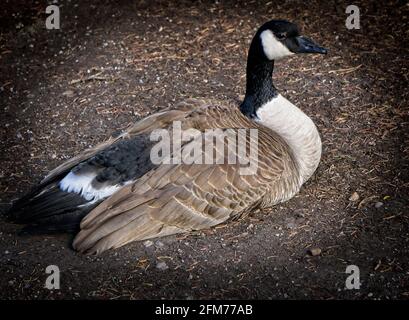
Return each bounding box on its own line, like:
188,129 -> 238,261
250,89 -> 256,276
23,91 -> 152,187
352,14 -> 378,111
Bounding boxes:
62,90 -> 74,97
374,202 -> 383,208
156,261 -> 169,271
285,217 -> 296,229
143,240 -> 153,248
349,192 -> 359,202
308,248 -> 322,256
155,240 -> 164,248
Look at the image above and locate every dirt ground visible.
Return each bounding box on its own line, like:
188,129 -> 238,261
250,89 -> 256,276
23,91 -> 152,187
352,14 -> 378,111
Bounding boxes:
0,0 -> 408,299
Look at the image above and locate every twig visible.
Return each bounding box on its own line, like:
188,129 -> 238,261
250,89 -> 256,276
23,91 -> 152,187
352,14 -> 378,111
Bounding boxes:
70,71 -> 110,84
328,64 -> 362,75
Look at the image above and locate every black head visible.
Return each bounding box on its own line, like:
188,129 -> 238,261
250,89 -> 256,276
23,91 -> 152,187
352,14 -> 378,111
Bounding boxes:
255,20 -> 327,60
240,20 -> 327,119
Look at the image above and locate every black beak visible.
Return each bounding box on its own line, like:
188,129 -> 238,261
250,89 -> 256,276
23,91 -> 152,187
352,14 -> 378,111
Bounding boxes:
295,36 -> 327,54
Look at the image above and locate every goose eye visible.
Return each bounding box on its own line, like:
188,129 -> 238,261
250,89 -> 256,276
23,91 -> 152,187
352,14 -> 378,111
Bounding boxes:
276,33 -> 286,40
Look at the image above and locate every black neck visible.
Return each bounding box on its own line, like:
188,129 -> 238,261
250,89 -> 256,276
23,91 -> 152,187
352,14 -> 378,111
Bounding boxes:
240,37 -> 277,119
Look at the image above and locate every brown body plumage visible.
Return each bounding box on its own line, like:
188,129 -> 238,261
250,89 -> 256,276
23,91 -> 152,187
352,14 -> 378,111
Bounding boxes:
42,99 -> 300,254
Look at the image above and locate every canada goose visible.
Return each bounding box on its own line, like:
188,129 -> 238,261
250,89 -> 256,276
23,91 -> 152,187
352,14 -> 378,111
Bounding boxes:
7,20 -> 327,254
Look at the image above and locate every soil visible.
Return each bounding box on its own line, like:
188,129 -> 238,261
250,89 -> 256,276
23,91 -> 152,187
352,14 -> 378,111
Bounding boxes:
0,0 -> 408,299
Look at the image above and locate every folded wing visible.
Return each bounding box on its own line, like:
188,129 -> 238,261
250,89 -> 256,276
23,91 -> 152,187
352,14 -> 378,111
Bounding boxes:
73,109 -> 294,254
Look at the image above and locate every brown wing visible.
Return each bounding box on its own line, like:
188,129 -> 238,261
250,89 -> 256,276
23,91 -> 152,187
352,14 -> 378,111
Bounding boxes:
72,105 -> 298,254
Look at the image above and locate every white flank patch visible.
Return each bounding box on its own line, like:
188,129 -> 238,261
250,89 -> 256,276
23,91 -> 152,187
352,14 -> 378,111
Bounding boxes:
59,171 -> 122,201
260,30 -> 294,60
256,94 -> 322,183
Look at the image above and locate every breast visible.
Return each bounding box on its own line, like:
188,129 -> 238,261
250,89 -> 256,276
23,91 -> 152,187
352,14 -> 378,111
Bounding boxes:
256,94 -> 322,185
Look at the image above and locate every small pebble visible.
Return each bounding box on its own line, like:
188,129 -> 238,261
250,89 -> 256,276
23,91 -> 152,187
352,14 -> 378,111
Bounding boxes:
143,240 -> 154,248
374,202 -> 383,208
62,90 -> 74,97
285,217 -> 296,229
155,241 -> 164,248
156,261 -> 169,271
308,248 -> 322,256
349,192 -> 359,202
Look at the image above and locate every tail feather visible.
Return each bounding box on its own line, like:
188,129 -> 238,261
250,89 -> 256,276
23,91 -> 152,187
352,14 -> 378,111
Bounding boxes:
6,182 -> 99,233
20,210 -> 93,234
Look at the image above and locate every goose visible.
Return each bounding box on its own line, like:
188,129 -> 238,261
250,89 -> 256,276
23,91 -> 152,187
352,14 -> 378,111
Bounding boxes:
7,20 -> 327,254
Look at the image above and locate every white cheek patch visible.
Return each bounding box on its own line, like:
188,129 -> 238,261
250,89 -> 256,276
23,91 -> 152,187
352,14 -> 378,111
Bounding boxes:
260,30 -> 294,60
